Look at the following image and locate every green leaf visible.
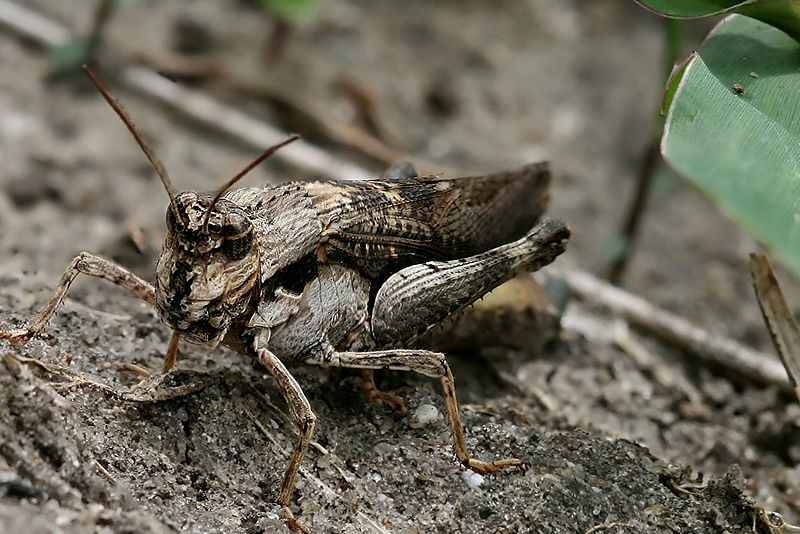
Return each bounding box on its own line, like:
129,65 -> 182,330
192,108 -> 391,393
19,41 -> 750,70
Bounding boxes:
633,0 -> 800,40
259,0 -> 318,22
635,0 -> 754,17
662,15 -> 800,277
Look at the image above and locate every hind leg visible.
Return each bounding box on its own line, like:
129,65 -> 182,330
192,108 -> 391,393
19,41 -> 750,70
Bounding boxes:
308,346 -> 525,474
371,219 -> 569,346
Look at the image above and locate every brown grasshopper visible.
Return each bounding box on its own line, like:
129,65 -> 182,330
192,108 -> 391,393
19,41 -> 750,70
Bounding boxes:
0,67 -> 570,532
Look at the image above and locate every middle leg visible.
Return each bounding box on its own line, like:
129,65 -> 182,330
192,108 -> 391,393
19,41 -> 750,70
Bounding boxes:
360,369 -> 406,413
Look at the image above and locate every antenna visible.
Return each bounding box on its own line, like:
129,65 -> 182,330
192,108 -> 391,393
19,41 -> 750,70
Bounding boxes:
202,134 -> 300,232
81,65 -> 185,224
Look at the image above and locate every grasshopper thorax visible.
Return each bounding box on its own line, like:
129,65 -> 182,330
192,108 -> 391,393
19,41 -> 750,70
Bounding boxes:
155,191 -> 260,347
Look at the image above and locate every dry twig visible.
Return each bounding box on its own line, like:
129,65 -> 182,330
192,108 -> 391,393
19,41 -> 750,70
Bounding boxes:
584,522 -> 637,534
128,49 -> 412,166
749,253 -> 800,402
0,1 -> 371,181
559,269 -> 792,394
0,0 -> 69,47
121,66 -> 371,180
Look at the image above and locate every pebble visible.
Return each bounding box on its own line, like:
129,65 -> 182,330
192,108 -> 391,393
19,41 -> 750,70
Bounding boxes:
408,404 -> 440,428
461,469 -> 484,489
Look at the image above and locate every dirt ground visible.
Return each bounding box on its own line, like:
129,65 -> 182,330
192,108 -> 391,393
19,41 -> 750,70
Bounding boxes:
1,1 -> 799,533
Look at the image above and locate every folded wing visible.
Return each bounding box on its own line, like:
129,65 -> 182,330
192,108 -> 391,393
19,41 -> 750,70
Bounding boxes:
306,162 -> 551,279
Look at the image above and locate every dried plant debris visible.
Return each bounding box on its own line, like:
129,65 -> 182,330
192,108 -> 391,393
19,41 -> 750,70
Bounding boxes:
749,253 -> 800,402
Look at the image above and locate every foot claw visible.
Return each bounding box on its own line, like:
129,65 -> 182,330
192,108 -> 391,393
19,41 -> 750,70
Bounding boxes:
282,505 -> 310,533
0,329 -> 32,343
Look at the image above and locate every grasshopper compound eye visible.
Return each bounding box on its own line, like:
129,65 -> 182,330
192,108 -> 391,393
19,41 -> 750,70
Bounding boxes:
220,211 -> 255,261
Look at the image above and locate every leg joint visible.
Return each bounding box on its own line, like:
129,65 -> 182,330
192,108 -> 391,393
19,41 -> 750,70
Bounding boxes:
302,412 -> 317,431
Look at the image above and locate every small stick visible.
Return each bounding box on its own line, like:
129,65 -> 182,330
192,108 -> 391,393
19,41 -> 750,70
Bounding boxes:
94,459 -> 116,482
84,0 -> 116,65
124,48 -> 409,166
0,1 -> 371,181
0,0 -> 70,47
748,253 -> 800,402
584,522 -> 636,534
122,66 -> 371,180
559,269 -> 792,394
246,381 -> 329,456
605,141 -> 660,284
120,362 -> 152,378
225,78 -> 407,166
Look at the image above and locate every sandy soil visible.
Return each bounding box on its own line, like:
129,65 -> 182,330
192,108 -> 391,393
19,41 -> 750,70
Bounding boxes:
1,1 -> 798,533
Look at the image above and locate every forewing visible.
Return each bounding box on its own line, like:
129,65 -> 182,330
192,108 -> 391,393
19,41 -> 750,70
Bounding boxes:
305,162 -> 551,278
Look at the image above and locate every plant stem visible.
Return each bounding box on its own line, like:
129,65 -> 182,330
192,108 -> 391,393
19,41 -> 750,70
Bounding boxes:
606,19 -> 683,284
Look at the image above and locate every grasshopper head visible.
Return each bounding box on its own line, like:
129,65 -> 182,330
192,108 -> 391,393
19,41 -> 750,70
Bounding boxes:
79,65 -> 299,350
155,192 -> 259,347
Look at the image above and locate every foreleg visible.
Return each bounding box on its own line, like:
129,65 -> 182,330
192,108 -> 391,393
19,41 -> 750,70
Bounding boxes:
0,252 -> 155,342
256,346 -> 316,533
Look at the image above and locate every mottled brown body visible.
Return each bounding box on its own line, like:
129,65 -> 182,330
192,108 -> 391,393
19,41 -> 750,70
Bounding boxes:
153,165 -> 559,356
0,64 -> 571,534
158,164 -> 569,534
